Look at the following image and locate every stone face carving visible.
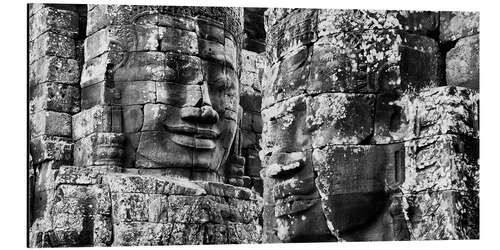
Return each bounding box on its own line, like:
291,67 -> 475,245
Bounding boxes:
261,9 -> 479,242
80,5 -> 245,182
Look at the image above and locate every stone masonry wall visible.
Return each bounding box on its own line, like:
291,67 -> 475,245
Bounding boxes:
28,3 -> 86,245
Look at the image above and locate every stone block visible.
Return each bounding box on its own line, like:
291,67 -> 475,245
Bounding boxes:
308,30 -> 401,94
113,221 -> 173,246
373,86 -> 479,143
55,165 -> 106,186
30,111 -> 72,138
446,34 -> 479,89
240,91 -> 262,113
103,173 -> 206,196
80,53 -> 112,88
160,26 -> 198,54
167,195 -> 227,224
227,221 -> 262,244
30,136 -> 73,165
116,81 -> 156,105
93,214 -> 112,246
73,133 -> 124,167
72,105 -> 122,140
29,82 -> 80,114
306,93 -> 375,147
317,10 -> 400,36
265,46 -> 311,104
415,87 -> 479,139
392,11 -> 439,36
52,185 -> 96,215
80,82 -> 121,110
34,161 -> 59,193
111,192 -> 150,222
261,95 -> 310,152
275,200 -> 334,242
197,18 -> 225,44
84,25 -> 166,61
29,56 -> 80,86
245,149 -> 262,177
156,82 -> 202,108
240,70 -> 261,90
114,52 -> 167,82
29,7 -> 79,41
440,11 -> 479,42
267,9 -> 317,62
404,190 -> 479,240
29,31 -> 75,63
122,105 -> 144,133
397,33 -> 441,92
312,144 -> 405,233
402,134 -> 479,193
203,223 -> 228,244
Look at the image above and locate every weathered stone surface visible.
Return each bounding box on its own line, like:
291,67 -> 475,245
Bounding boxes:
29,7 -> 79,41
404,190 -> 479,240
80,82 -> 121,109
275,201 -> 335,242
47,184 -> 112,247
29,82 -> 80,114
114,52 -> 167,82
104,174 -> 206,195
30,136 -> 73,164
93,214 -> 113,246
30,111 -> 72,138
29,31 -> 76,63
446,35 -> 479,89
29,56 -> 80,86
55,166 -> 107,186
308,30 -> 401,94
74,133 -> 124,167
72,105 -> 122,140
397,33 -> 441,92
84,25 -> 166,61
392,11 -> 439,36
80,53 -> 113,88
116,81 -> 156,105
313,144 -> 405,234
317,10 -> 401,36
263,46 -> 310,106
266,9 -> 317,62
440,11 -> 479,42
261,95 -> 310,152
113,221 -> 173,246
104,174 -> 263,244
306,93 -> 375,147
374,86 -> 479,143
402,134 -> 479,193
86,5 -> 243,39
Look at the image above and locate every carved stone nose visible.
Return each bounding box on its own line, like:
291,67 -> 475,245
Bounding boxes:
200,105 -> 219,123
180,81 -> 219,124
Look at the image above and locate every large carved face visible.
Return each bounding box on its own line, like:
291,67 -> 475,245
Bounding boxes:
105,9 -> 241,181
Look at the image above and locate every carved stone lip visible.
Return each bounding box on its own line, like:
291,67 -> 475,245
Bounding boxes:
164,124 -> 220,149
165,124 -> 220,139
